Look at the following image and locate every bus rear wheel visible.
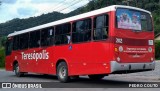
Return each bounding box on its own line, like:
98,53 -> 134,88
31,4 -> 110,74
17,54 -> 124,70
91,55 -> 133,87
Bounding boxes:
14,63 -> 24,77
57,62 -> 70,83
88,75 -> 105,80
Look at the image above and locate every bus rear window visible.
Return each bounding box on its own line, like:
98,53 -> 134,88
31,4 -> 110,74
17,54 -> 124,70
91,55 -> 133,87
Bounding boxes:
116,8 -> 152,31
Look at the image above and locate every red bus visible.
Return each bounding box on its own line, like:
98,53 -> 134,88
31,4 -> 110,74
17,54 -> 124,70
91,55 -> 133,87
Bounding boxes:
5,5 -> 155,82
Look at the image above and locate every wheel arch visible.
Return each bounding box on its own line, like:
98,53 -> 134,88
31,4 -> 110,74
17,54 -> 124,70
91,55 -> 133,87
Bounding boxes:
56,59 -> 69,74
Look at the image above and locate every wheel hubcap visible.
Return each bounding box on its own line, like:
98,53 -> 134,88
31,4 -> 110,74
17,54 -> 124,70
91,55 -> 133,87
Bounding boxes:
59,66 -> 66,79
16,65 -> 19,74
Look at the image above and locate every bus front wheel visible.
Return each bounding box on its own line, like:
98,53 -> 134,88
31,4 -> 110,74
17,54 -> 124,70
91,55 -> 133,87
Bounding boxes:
57,62 -> 70,83
14,63 -> 24,77
88,75 -> 105,80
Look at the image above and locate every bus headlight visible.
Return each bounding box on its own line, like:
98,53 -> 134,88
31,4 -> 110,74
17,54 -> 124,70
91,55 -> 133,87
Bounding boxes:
119,46 -> 123,52
148,47 -> 152,52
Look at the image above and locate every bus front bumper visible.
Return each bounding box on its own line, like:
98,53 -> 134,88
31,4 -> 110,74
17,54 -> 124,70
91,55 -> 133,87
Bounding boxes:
110,61 -> 155,73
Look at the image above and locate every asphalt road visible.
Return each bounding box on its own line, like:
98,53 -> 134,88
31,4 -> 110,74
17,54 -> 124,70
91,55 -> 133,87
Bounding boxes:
0,61 -> 160,90
0,70 -> 147,88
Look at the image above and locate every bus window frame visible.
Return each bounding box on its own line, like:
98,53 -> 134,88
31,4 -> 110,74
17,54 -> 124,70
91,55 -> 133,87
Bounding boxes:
55,23 -> 71,46
93,13 -> 110,41
29,30 -> 41,48
19,33 -> 29,50
6,38 -> 13,56
72,18 -> 92,44
40,27 -> 55,47
13,35 -> 20,51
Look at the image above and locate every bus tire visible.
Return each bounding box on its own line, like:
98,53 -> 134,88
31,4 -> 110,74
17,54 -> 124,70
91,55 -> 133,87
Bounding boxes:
57,62 -> 70,83
88,75 -> 105,80
14,63 -> 24,77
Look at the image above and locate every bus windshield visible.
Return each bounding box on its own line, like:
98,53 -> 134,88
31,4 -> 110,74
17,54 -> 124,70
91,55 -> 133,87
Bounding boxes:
116,8 -> 152,31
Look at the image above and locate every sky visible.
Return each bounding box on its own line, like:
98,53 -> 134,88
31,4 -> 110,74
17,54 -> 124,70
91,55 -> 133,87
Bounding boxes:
0,0 -> 89,23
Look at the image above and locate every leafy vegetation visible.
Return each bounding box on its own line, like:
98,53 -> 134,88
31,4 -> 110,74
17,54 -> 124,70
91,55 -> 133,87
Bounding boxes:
0,36 -> 6,47
0,36 -> 6,68
155,40 -> 160,59
0,47 -> 5,68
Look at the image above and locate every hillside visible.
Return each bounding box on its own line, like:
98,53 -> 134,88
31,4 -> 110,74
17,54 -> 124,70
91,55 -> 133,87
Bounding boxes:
0,0 -> 160,36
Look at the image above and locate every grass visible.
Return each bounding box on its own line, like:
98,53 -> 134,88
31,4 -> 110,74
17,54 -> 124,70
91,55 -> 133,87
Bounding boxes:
0,68 -> 5,70
0,47 -> 5,68
156,58 -> 160,61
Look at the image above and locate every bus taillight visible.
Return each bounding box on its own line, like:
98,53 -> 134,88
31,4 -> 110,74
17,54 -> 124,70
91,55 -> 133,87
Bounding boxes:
115,47 -> 118,52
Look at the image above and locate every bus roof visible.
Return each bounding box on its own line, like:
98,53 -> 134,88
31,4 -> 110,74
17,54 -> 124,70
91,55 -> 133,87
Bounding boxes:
8,5 -> 151,37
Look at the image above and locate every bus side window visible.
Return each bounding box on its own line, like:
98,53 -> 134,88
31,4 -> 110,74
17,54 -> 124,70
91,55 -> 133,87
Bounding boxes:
29,30 -> 40,48
41,27 -> 54,47
55,23 -> 71,45
94,14 -> 109,40
141,12 -> 152,31
6,39 -> 13,56
72,18 -> 91,43
19,33 -> 29,50
13,35 -> 19,50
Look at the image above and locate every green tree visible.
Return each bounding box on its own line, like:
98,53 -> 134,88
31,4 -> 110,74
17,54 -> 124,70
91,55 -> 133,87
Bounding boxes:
0,36 -> 6,47
1,36 -> 6,47
155,40 -> 160,59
